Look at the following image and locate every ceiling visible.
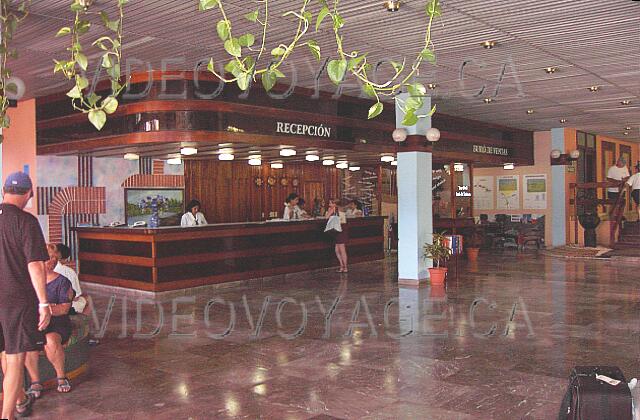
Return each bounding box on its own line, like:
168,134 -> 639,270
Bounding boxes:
11,0 -> 640,141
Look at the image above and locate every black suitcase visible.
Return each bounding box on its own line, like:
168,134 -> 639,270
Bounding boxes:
558,366 -> 632,420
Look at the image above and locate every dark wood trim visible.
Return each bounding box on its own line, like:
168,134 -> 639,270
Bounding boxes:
78,252 -> 154,267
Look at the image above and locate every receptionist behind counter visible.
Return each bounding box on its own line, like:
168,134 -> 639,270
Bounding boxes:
181,199 -> 208,227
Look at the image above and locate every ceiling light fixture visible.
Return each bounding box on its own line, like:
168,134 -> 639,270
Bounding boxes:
271,162 -> 283,169
621,100 -> 632,106
349,166 -> 361,172
336,161 -> 349,169
544,67 -> 558,74
427,83 -> 437,90
587,86 -> 600,92
560,118 -> 568,124
248,158 -> 262,166
383,0 -> 400,12
624,132 -> 630,136
219,153 -> 235,161
483,97 -> 494,104
504,163 -> 515,170
381,155 -> 395,163
305,154 -> 320,162
391,160 -> 398,166
322,159 -> 335,166
280,148 -> 296,157
625,126 -> 632,131
180,147 -> 198,156
481,40 -> 497,49
167,157 -> 182,165
526,109 -> 534,115
123,153 -> 139,160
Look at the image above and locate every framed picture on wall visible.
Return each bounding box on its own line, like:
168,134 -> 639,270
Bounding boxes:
125,188 -> 184,226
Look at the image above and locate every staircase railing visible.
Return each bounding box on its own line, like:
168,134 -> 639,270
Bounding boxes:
569,181 -> 627,245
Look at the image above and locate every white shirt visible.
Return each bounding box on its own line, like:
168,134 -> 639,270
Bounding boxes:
181,212 -> 208,227
607,165 -> 630,192
283,205 -> 302,220
627,173 -> 640,190
345,208 -> 363,218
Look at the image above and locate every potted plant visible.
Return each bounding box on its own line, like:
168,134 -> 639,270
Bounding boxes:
466,227 -> 484,263
423,233 -> 452,285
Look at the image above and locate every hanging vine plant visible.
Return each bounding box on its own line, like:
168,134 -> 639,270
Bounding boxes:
0,0 -> 31,143
54,0 -> 128,130
199,0 -> 441,126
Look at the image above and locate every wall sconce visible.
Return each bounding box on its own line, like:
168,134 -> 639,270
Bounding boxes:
550,149 -> 580,165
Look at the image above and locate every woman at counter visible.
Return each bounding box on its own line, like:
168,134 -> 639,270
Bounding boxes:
181,199 -> 208,226
345,199 -> 363,218
283,193 -> 302,220
327,199 -> 349,273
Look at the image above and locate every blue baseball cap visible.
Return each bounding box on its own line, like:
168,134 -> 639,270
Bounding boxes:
4,171 -> 33,191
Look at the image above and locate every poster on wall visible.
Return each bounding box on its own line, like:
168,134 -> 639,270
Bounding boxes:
496,175 -> 519,210
473,176 -> 494,210
523,174 -> 547,209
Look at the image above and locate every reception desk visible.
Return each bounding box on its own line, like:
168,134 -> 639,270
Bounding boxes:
75,216 -> 385,292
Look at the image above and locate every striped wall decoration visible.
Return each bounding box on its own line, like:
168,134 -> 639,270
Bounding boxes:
152,160 -> 165,175
47,187 -> 106,244
37,186 -> 63,215
78,155 -> 93,187
121,174 -> 184,188
139,157 -> 153,175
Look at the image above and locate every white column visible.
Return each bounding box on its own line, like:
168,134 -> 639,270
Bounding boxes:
551,128 -> 566,247
396,94 -> 433,284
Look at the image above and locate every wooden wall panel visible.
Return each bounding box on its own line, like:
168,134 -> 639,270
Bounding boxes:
184,160 -> 342,223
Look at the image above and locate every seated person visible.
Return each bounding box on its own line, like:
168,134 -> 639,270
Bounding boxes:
181,199 -> 208,226
52,243 -> 87,314
283,193 -> 302,220
297,198 -> 311,219
25,244 -> 75,397
311,198 -> 326,218
344,199 -> 364,218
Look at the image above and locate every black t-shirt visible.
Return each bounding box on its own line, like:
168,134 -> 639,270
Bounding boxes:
0,203 -> 49,302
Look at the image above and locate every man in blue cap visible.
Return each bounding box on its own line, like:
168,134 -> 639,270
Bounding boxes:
0,171 -> 50,419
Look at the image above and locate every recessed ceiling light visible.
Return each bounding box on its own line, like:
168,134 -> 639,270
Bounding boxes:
381,155 -> 395,163
390,160 -> 398,166
167,157 -> 182,165
180,147 -> 198,156
280,148 -> 296,157
427,83 -> 437,90
124,153 -> 139,160
383,0 -> 400,12
322,159 -> 335,166
219,153 -> 235,161
349,166 -> 361,172
271,162 -> 283,169
526,109 -> 534,115
305,154 -> 320,162
625,126 -> 632,131
481,40 -> 497,49
587,86 -> 600,92
504,163 -> 515,170
544,67 -> 558,74
621,100 -> 632,105
560,118 -> 568,124
483,98 -> 494,104
623,132 -> 630,136
248,158 -> 262,166
336,161 -> 349,169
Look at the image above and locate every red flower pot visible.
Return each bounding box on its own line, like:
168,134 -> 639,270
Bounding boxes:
428,267 -> 448,285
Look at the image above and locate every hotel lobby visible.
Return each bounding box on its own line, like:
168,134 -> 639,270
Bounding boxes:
0,0 -> 639,419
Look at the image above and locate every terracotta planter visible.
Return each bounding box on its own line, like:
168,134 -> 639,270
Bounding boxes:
467,247 -> 480,262
428,267 -> 448,285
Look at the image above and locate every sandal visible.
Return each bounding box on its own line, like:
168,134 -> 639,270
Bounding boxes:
27,381 -> 43,399
15,393 -> 34,418
57,377 -> 72,393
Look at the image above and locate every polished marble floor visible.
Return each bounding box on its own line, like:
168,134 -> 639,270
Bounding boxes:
27,251 -> 640,419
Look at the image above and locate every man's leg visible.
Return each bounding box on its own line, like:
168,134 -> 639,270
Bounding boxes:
44,333 -> 65,380
2,352 -> 26,420
25,350 -> 40,383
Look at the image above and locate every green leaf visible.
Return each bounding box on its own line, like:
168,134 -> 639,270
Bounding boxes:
405,96 -> 424,110
198,0 -> 219,11
368,102 -> 383,119
75,75 -> 89,90
306,40 -> 320,61
207,58 -> 215,73
236,72 -> 251,91
224,60 -> 239,75
216,20 -> 230,41
66,85 -> 82,99
426,0 -> 442,18
420,48 -> 436,64
87,93 -> 101,106
271,46 -> 286,57
243,56 -> 255,72
316,6 -> 330,31
76,53 -> 88,71
70,2 -> 84,12
224,38 -> 242,57
303,11 -> 313,24
327,59 -> 347,85
101,54 -> 113,69
238,34 -> 255,47
408,83 -> 427,97
106,63 -> 120,80
332,13 -> 345,29
427,104 -> 437,117
272,68 -> 285,78
88,109 -> 107,130
245,10 -> 259,22
390,60 -> 403,73
77,20 -> 91,35
402,109 -> 418,126
362,83 -> 376,98
56,27 -> 71,37
262,71 -> 277,92
348,54 -> 366,70
102,96 -> 118,114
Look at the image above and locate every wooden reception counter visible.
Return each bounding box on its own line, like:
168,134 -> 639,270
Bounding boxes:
75,216 -> 385,292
